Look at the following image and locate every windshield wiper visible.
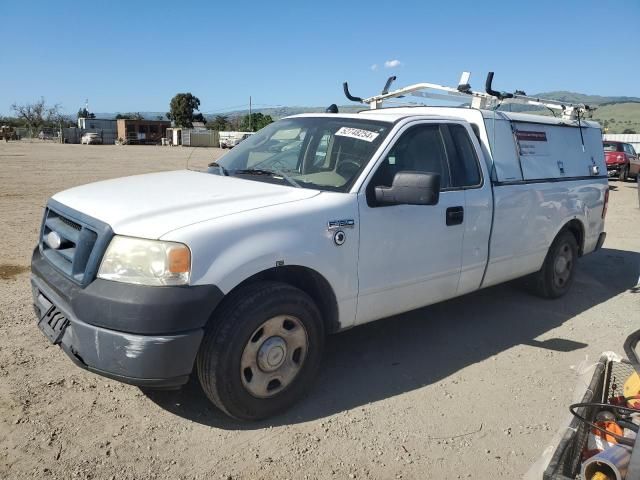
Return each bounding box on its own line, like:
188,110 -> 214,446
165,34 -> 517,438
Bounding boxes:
208,162 -> 229,176
233,168 -> 300,188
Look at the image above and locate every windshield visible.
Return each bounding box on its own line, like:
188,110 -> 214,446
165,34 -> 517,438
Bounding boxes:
209,117 -> 391,192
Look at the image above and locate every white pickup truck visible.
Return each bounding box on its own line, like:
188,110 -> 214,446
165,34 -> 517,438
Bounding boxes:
31,74 -> 608,420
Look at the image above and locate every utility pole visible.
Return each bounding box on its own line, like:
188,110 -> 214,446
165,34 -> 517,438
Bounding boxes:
249,96 -> 252,132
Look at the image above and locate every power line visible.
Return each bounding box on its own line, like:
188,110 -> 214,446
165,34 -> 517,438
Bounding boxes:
201,102 -> 284,114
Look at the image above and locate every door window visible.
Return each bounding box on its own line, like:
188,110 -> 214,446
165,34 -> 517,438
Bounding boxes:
368,124 -> 451,200
366,123 -> 484,206
623,144 -> 636,156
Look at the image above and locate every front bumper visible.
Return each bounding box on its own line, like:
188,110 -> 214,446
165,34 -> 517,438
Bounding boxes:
31,248 -> 223,388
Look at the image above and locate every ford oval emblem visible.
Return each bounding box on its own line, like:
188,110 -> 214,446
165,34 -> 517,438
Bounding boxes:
46,231 -> 63,250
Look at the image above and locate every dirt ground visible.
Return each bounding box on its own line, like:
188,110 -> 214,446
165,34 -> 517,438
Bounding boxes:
0,141 -> 638,480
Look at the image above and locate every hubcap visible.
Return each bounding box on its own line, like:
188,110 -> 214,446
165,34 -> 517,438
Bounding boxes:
257,337 -> 287,372
240,315 -> 308,398
553,243 -> 573,288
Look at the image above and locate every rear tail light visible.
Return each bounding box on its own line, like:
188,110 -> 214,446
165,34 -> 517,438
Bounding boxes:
617,155 -> 624,162
602,188 -> 609,219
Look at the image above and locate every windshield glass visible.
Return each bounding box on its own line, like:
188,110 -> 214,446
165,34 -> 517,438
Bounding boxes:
209,117 -> 391,192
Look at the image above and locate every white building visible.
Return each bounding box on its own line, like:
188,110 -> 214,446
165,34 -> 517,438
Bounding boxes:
75,117 -> 118,144
603,134 -> 640,153
77,118 -> 117,131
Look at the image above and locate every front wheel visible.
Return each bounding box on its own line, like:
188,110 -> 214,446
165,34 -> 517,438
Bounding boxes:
534,230 -> 579,299
620,164 -> 629,181
196,281 -> 325,420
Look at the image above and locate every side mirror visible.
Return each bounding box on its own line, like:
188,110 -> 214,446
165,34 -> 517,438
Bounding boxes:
375,171 -> 440,206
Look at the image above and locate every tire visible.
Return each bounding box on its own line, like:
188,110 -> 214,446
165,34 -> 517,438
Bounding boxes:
534,230 -> 579,299
197,281 -> 325,420
619,164 -> 629,181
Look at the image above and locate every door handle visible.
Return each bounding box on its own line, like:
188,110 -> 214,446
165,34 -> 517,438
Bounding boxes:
446,206 -> 464,226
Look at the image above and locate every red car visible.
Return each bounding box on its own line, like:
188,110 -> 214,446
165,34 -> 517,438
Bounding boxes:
603,140 -> 639,181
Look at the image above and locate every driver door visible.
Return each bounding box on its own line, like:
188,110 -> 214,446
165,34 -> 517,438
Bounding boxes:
355,123 -> 465,325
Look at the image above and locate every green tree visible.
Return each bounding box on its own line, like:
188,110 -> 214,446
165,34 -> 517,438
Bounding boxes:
77,108 -> 95,119
622,128 -> 637,134
193,112 -> 207,124
115,112 -> 144,120
166,93 -> 202,128
209,115 -> 229,131
240,112 -> 273,132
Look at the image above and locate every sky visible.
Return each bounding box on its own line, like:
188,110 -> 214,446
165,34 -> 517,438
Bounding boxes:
1,0 -> 639,116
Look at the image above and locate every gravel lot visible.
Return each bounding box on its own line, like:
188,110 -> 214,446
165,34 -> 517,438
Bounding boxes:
1,141 -> 638,479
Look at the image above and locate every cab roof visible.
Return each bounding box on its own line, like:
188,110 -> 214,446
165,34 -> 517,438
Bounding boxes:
289,107 -> 600,129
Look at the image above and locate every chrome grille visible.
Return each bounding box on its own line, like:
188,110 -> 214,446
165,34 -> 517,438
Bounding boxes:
58,215 -> 81,231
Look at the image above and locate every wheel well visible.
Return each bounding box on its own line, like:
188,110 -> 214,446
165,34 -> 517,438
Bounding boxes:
225,266 -> 340,334
563,219 -> 585,256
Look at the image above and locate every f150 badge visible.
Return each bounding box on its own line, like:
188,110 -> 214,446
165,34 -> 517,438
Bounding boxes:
327,219 -> 355,230
328,219 -> 354,246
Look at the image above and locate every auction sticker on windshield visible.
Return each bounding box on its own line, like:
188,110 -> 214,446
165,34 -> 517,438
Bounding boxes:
335,127 -> 380,142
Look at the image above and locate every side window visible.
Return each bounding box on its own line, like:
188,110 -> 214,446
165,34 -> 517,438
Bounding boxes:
447,124 -> 482,187
624,144 -> 635,156
370,124 -> 451,188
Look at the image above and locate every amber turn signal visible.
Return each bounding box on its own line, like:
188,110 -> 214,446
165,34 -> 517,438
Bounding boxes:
168,246 -> 191,273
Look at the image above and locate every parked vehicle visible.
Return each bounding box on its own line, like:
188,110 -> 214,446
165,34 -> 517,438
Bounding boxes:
219,131 -> 253,148
81,132 -> 103,145
31,72 -> 608,420
0,125 -> 17,141
603,140 -> 639,181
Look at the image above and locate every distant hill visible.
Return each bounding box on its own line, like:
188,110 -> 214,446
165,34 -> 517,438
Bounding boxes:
92,112 -> 167,120
88,92 -> 640,134
91,106 -> 365,122
531,91 -> 640,106
497,92 -> 640,134
203,105 -> 365,120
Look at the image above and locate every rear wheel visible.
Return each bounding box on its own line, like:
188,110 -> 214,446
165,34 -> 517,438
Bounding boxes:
534,230 -> 579,299
197,281 -> 324,420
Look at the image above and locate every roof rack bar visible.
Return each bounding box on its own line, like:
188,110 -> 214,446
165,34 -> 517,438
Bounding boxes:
343,82 -> 363,103
343,71 -> 592,120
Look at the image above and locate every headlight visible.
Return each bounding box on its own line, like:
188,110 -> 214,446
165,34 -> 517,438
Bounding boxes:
97,236 -> 191,286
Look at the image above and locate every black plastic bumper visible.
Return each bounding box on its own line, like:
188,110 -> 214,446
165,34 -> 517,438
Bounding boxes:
31,248 -> 224,388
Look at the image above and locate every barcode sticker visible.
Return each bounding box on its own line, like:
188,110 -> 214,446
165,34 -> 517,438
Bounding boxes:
335,127 -> 380,142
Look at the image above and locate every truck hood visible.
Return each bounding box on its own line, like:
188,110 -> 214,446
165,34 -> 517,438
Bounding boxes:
52,170 -> 320,238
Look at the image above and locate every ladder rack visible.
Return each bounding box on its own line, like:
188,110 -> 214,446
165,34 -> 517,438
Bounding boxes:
343,72 -> 593,120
